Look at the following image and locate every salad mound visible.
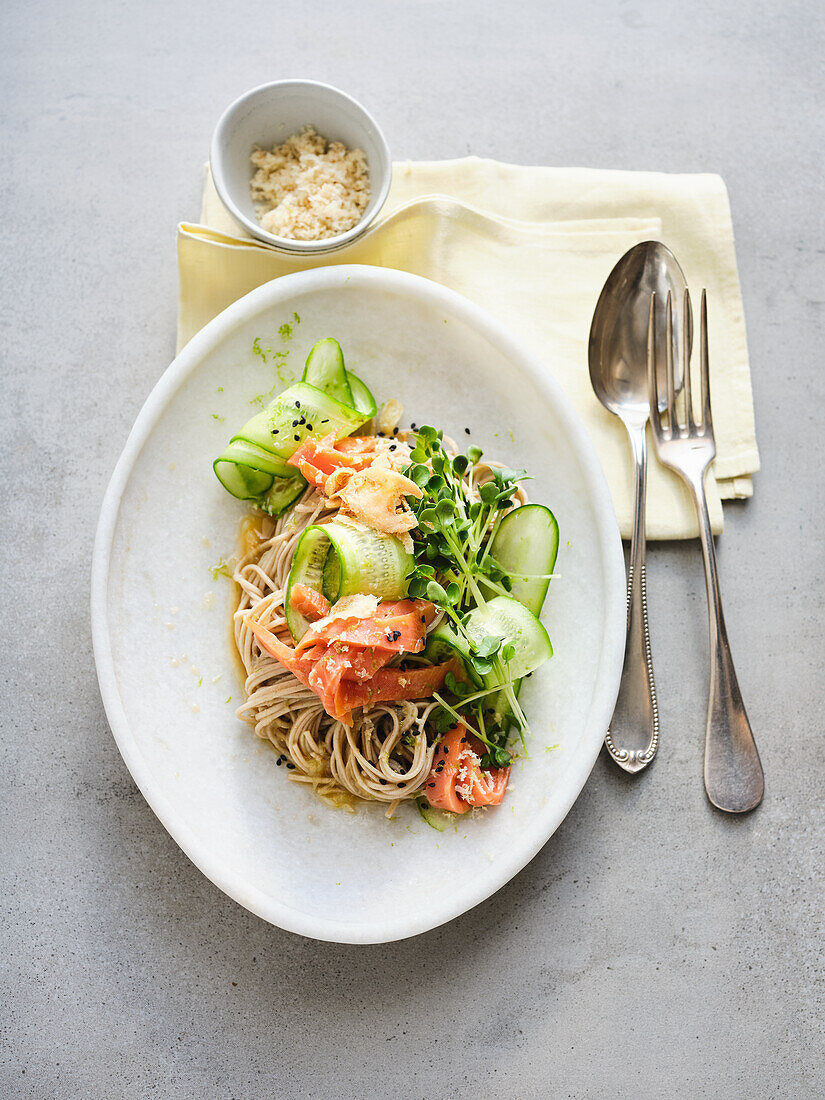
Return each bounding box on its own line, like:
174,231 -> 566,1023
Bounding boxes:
214,337 -> 559,824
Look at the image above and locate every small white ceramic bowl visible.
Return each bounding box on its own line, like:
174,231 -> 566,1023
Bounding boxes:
210,80 -> 392,254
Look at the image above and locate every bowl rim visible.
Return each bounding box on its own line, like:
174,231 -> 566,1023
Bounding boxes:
209,79 -> 392,254
91,265 -> 626,944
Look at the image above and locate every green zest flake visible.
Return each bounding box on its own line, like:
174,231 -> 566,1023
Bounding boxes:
209,557 -> 232,580
250,383 -> 279,407
293,312 -> 301,323
217,386 -> 224,392
212,413 -> 225,422
251,333 -> 295,391
252,336 -> 270,362
273,351 -> 293,384
224,696 -> 232,704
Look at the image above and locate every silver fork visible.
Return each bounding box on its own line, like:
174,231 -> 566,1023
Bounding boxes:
647,289 -> 764,813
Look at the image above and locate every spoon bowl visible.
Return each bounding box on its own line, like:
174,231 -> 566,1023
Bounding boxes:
590,241 -> 688,422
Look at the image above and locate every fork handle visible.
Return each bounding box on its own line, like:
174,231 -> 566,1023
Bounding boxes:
687,472 -> 764,812
604,421 -> 659,773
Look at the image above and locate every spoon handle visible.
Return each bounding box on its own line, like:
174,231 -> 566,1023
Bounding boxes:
604,421 -> 659,773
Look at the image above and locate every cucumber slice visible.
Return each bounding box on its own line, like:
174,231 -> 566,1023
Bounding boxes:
285,528 -> 330,639
233,409 -> 287,455
423,597 -> 551,699
487,504 -> 559,616
345,371 -> 377,419
479,507 -> 558,734
423,623 -> 485,688
260,475 -> 306,516
473,596 -> 550,737
215,437 -> 295,478
213,457 -> 274,499
266,381 -> 368,459
321,548 -> 341,602
464,595 -> 553,686
302,338 -> 354,407
285,521 -> 415,640
417,799 -> 453,832
213,439 -> 305,514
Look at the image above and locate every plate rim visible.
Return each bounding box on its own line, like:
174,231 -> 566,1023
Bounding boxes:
91,264 -> 625,944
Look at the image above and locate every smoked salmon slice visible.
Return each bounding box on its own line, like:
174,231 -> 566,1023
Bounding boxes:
288,433 -> 377,488
330,659 -> 462,725
295,599 -> 436,656
246,614 -> 458,726
289,583 -> 331,622
424,724 -> 511,813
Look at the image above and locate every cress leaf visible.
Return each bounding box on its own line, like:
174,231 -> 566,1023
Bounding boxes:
444,581 -> 461,605
426,580 -> 448,604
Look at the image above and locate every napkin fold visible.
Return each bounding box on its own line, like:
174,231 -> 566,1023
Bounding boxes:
177,158 -> 760,538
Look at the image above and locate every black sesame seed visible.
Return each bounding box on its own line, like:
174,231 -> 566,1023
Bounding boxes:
295,400 -> 301,408
461,737 -> 468,743
286,762 -> 296,770
321,419 -> 329,424
464,427 -> 471,435
294,434 -> 300,441
276,758 -> 282,766
427,782 -> 435,788
307,424 -> 313,431
292,420 -> 299,427
389,444 -> 397,451
379,778 -> 387,785
272,428 -> 279,435
411,422 -> 417,430
393,427 -> 399,435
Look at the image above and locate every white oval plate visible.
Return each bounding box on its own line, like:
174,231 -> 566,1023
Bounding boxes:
92,266 -> 625,944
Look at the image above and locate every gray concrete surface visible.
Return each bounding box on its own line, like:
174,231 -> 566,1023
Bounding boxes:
2,1 -> 824,1096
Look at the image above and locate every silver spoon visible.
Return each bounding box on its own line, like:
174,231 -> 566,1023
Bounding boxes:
588,241 -> 688,773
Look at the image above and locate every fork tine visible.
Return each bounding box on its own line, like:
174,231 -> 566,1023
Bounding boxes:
699,289 -> 712,431
647,292 -> 665,439
665,291 -> 679,434
682,288 -> 695,431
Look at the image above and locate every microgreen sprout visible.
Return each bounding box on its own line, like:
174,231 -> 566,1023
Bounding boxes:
404,427 -> 534,763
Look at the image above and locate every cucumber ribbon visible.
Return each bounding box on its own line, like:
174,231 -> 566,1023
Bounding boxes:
213,338 -> 377,516
285,520 -> 414,641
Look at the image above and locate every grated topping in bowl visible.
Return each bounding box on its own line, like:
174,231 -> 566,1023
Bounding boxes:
250,124 -> 371,241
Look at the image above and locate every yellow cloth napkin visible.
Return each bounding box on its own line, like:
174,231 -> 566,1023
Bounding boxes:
177,158 -> 760,538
